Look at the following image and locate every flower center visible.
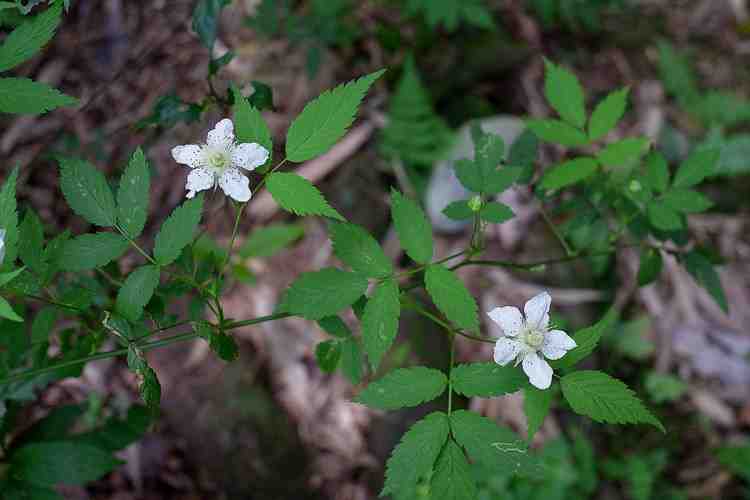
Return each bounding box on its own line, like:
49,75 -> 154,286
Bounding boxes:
207,150 -> 229,170
523,329 -> 545,350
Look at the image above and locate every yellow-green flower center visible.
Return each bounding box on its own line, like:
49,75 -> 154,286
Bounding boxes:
523,329 -> 545,349
207,150 -> 229,170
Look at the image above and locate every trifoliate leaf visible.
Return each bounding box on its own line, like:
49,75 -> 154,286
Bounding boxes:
425,264 -> 478,332
682,249 -> 727,313
429,440 -> 477,500
390,189 -> 433,264
550,308 -> 617,371
543,60 -> 586,129
673,149 -> 719,188
596,138 -> 650,167
540,157 -> 599,190
527,119 -> 589,147
0,1 -> 61,72
361,279 -> 400,370
0,77 -> 77,115
58,233 -> 129,272
588,88 -> 629,141
480,201 -> 514,223
643,151 -> 670,193
661,188 -> 713,213
266,172 -> 344,221
285,70 -> 384,162
560,370 -> 665,432
117,148 -> 150,239
277,267 -> 368,320
58,157 -> 117,227
450,362 -> 527,397
115,265 -> 160,322
232,87 -> 272,160
637,247 -> 663,287
524,385 -> 553,441
329,222 -> 393,278
355,366 -> 447,410
153,195 -> 204,266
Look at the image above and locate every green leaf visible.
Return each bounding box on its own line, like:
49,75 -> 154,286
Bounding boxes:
0,267 -> 25,287
18,208 -> 45,272
673,149 -> 719,188
442,200 -> 474,221
647,201 -> 683,231
543,60 -> 586,129
266,172 -> 344,221
715,444 -> 750,482
117,148 -> 150,239
315,340 -> 341,373
588,88 -> 629,141
643,151 -> 670,193
58,233 -> 129,271
191,0 -> 230,49
0,77 -> 77,114
361,279 -> 401,370
0,167 -> 19,269
381,412 -> 450,497
0,1 -> 61,72
58,157 -> 117,227
390,189 -> 433,264
526,119 -> 589,147
551,308 -> 617,371
9,441 -> 122,486
644,372 -> 686,404
31,306 -> 58,343
0,295 -> 22,321
524,385 -> 553,441
682,250 -> 727,313
560,370 -> 665,432
153,195 -> 204,266
540,157 -> 599,191
637,247 -> 663,286
355,366 -> 447,410
278,267 -> 368,320
341,337 -> 363,385
451,362 -> 527,397
195,322 -> 239,362
508,128 -> 539,168
317,315 -> 352,339
139,365 -> 161,413
429,440 -> 477,500
596,138 -> 650,167
480,201 -> 514,223
232,87 -> 272,160
450,410 -> 532,473
239,223 -> 304,258
661,188 -> 713,213
115,265 -> 160,322
454,159 -> 520,195
329,222 -> 392,278
285,70 -> 384,162
425,264 -> 478,332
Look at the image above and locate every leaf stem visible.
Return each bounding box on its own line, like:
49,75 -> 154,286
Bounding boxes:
401,297 -> 494,345
538,202 -> 574,257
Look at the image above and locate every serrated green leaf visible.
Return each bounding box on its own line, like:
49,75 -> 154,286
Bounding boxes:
361,279 -> 400,370
285,70 -> 384,162
597,138 -> 650,167
425,264 -> 478,332
561,370 -> 665,432
330,222 -> 392,278
58,233 -> 129,271
450,410 -> 532,473
526,119 -> 589,147
390,189 -> 433,264
647,200 -> 683,231
18,208 -> 45,272
451,362 -> 527,397
551,308 -> 617,371
153,195 -> 203,266
58,157 -> 117,227
673,149 -> 719,188
508,128 -> 539,168
588,88 -> 629,141
480,201 -> 514,223
682,250 -> 727,313
0,1 -> 61,72
0,167 -> 19,269
661,188 -> 713,213
541,157 -> 598,190
0,77 -> 77,114
191,0 -> 230,49
315,340 -> 341,373
117,148 -> 150,239
643,151 -> 670,193
442,200 -> 474,220
31,306 -> 57,343
266,172 -> 344,221
115,265 -> 160,322
0,295 -> 22,321
232,87 -> 272,160
239,223 -> 304,258
356,366 -> 447,410
429,439 -> 477,500
341,337 -> 363,385
278,267 -> 368,320
544,60 -> 586,129
524,385 -> 553,441
637,247 -> 663,287
381,412 -> 450,497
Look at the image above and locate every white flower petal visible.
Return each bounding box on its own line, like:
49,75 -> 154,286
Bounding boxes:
207,118 -> 235,149
219,168 -> 251,202
522,352 -> 553,390
185,167 -> 215,199
541,330 -> 576,360
494,338 -> 524,366
172,145 -> 204,168
232,143 -> 269,171
487,306 -> 524,337
524,291 -> 551,330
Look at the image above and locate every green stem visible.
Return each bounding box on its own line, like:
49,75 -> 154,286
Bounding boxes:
447,331 -> 455,416
538,203 -> 574,257
401,297 -> 494,345
390,250 -> 466,281
218,201 -> 246,283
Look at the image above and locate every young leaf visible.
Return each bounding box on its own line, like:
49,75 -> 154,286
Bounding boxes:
543,60 -> 586,129
682,250 -> 728,313
0,1 -> 62,72
115,265 -> 160,322
661,188 -> 713,213
58,233 -> 129,272
315,340 -> 341,373
277,268 -> 368,320
540,157 -> 599,190
361,279 -> 400,370
18,209 -> 45,272
596,138 -> 650,167
285,70 -> 384,162
561,370 -> 665,432
266,172 -> 344,221
430,440 -> 477,500
480,201 -> 514,223
58,157 -> 117,227
153,195 -> 204,266
381,412 -> 450,497
239,223 -> 304,258
0,296 -> 23,322
232,87 -> 272,158
550,308 -> 617,371
450,410 -> 532,473
442,200 -> 474,220
673,149 -> 719,188
588,88 -> 629,141
390,189 -> 433,264
0,167 -> 19,269
356,366 -> 447,410
637,248 -> 663,287
643,151 -> 670,193
526,119 -> 589,147
425,264 -> 478,332
524,385 -> 553,441
0,77 -> 77,115
329,222 -> 393,278
647,201 -> 683,231
450,362 -> 527,397
117,148 -> 150,239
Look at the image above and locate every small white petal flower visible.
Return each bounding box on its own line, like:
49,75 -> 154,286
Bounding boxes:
488,291 -> 576,390
0,228 -> 6,266
171,118 -> 270,202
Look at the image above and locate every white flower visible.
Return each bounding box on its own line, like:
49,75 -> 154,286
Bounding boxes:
0,228 -> 5,266
171,118 -> 269,202
488,291 -> 576,390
